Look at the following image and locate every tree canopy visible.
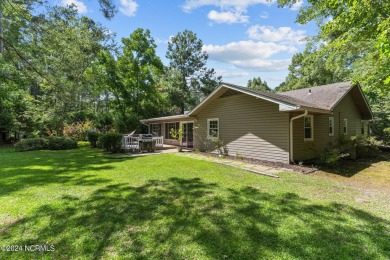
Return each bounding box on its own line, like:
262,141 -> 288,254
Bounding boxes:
275,43 -> 350,92
0,2 -> 221,142
247,77 -> 272,92
276,0 -> 390,92
89,29 -> 166,132
165,30 -> 221,113
0,2 -> 112,139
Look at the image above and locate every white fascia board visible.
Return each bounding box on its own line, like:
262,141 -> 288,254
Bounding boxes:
140,115 -> 190,124
279,104 -> 300,111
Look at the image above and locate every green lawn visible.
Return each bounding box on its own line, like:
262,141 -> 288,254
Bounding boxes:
0,144 -> 389,259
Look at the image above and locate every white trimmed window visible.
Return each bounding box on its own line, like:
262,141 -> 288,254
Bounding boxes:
304,115 -> 314,141
207,118 -> 219,138
329,117 -> 334,136
343,119 -> 348,135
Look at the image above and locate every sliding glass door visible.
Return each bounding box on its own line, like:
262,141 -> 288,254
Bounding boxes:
182,122 -> 194,149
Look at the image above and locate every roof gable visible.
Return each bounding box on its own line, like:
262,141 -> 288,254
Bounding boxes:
346,84 -> 373,120
188,83 -> 300,116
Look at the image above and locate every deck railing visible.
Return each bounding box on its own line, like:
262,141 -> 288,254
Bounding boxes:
122,135 -> 139,150
121,135 -> 164,150
153,136 -> 163,147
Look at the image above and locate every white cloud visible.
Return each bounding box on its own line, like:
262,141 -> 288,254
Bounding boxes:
208,10 -> 249,24
61,0 -> 87,13
203,41 -> 296,71
182,0 -> 275,24
204,41 -> 296,60
232,59 -> 291,71
103,29 -> 113,36
247,25 -> 306,45
290,0 -> 303,11
119,0 -> 138,17
155,37 -> 170,45
259,11 -> 268,19
215,70 -> 249,78
182,0 -> 274,12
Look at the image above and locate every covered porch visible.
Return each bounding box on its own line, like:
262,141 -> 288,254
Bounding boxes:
140,114 -> 196,150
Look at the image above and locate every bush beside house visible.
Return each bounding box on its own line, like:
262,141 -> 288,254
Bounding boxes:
314,135 -> 381,168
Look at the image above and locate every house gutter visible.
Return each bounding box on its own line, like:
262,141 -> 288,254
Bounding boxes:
289,109 -> 308,163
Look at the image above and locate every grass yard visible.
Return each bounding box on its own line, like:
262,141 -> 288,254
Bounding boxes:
0,144 -> 389,259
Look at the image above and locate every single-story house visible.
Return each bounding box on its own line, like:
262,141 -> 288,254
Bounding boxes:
140,82 -> 373,163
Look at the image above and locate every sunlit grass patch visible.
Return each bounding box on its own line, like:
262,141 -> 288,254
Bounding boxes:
0,145 -> 389,259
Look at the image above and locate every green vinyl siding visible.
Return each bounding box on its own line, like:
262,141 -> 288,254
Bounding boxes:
292,92 -> 363,161
195,93 -> 290,163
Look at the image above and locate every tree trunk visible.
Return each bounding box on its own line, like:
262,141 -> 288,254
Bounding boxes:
181,75 -> 186,114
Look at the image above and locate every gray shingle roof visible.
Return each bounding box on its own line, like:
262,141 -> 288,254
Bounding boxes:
278,82 -> 352,110
223,81 -> 352,111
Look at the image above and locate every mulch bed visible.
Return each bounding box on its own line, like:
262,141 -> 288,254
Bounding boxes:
199,152 -> 317,174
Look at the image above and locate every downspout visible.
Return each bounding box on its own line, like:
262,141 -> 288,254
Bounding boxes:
289,110 -> 308,163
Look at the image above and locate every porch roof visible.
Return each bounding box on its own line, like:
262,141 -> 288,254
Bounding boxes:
140,114 -> 192,124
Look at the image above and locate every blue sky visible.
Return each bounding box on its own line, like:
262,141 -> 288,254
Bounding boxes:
57,0 -> 316,88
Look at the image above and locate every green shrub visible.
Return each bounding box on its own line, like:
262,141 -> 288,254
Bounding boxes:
211,137 -> 229,157
47,136 -> 78,150
317,147 -> 343,167
98,133 -> 110,151
15,137 -> 77,152
15,138 -> 48,152
98,132 -> 123,153
87,132 -> 100,148
350,135 -> 381,158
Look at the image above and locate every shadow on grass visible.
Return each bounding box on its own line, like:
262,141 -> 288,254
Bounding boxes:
2,178 -> 389,259
315,151 -> 390,177
0,145 -> 135,196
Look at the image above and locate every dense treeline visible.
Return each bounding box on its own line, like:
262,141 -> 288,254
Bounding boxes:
1,0 -> 389,144
0,1 -> 220,143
